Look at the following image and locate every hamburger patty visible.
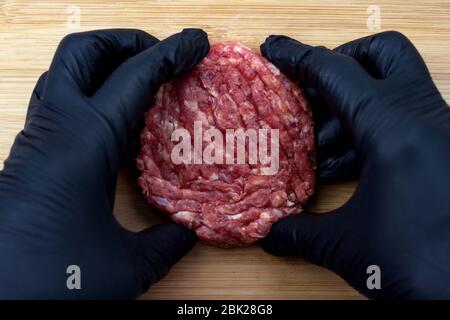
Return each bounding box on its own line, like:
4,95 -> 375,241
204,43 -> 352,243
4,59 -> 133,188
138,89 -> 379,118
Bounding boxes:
137,41 -> 315,248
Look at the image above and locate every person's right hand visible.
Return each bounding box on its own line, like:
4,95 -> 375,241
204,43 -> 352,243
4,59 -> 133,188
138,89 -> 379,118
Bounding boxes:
260,31 -> 450,299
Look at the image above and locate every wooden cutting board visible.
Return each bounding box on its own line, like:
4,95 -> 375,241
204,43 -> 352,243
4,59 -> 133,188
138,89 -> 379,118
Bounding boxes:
1,0 -> 449,299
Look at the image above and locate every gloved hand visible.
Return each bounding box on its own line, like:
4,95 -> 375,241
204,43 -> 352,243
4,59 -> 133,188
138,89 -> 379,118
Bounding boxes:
0,28 -> 209,299
260,31 -> 450,299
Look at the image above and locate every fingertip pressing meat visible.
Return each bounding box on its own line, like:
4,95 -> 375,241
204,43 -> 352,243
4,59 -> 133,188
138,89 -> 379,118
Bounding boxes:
138,41 -> 315,248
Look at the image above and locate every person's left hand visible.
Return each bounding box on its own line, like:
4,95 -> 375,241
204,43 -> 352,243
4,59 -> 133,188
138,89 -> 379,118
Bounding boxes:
0,28 -> 209,299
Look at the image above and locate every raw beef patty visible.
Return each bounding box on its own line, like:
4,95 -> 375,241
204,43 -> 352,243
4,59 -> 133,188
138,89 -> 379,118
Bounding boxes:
137,41 -> 315,248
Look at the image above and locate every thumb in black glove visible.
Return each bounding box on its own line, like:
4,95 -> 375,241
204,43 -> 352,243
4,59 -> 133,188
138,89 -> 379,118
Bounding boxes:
0,28 -> 209,299
260,31 -> 450,299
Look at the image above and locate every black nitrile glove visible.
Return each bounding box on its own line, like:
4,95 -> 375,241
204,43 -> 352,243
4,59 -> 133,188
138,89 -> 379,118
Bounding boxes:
260,31 -> 450,299
0,28 -> 209,299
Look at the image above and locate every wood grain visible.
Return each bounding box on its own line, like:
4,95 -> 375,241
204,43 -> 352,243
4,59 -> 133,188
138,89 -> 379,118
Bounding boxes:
1,0 -> 449,299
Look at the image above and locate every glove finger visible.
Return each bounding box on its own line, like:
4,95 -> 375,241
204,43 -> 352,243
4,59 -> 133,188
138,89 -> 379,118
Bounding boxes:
317,116 -> 352,156
25,71 -> 48,126
261,35 -> 376,152
131,223 -> 197,292
32,71 -> 48,101
45,29 -> 159,100
318,149 -> 358,180
334,31 -> 430,80
91,28 -> 209,149
304,86 -> 329,123
261,210 -> 344,269
305,86 -> 356,181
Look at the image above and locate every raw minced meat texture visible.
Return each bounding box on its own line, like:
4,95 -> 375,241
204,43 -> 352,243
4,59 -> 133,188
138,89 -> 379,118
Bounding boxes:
137,41 -> 315,248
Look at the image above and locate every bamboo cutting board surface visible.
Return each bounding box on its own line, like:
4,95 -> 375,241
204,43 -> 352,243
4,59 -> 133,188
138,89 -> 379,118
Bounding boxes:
1,0 -> 450,300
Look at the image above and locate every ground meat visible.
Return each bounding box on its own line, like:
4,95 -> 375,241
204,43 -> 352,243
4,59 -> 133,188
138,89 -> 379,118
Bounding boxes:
137,41 -> 315,248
